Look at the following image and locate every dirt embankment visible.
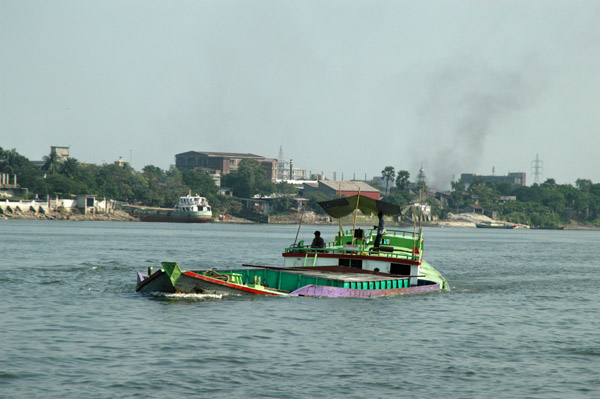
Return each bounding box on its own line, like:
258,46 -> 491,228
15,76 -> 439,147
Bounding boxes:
1,209 -> 138,222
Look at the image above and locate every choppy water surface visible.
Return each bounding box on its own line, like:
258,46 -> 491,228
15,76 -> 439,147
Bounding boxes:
1,221 -> 599,398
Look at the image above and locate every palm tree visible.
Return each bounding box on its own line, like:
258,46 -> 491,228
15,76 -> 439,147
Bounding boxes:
395,170 -> 410,191
42,151 -> 60,174
381,166 -> 395,196
59,158 -> 80,178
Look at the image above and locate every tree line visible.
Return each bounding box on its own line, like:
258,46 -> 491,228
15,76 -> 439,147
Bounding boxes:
446,177 -> 600,227
3,148 -> 599,226
378,164 -> 600,227
0,148 -> 301,216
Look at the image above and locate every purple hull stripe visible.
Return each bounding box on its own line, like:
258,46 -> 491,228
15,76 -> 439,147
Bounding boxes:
289,281 -> 440,297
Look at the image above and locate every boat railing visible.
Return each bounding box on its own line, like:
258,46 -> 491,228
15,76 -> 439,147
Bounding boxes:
284,230 -> 422,262
337,227 -> 422,250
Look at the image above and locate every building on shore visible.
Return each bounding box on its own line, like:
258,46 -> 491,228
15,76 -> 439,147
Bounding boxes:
51,146 -> 70,162
0,195 -> 115,216
276,147 -> 308,181
175,151 -> 278,182
460,172 -> 526,187
0,173 -> 28,198
31,146 -> 71,168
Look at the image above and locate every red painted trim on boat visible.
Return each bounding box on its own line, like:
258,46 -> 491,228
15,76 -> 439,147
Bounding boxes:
282,252 -> 421,266
183,271 -> 282,296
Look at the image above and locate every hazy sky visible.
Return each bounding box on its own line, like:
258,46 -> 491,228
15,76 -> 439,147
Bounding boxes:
2,0 -> 600,189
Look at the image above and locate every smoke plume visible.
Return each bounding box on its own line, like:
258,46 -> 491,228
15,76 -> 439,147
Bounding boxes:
415,61 -> 544,190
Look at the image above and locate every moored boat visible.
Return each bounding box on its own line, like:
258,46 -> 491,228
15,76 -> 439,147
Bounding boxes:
135,194 -> 448,298
476,222 -> 515,229
123,194 -> 212,223
532,225 -> 565,230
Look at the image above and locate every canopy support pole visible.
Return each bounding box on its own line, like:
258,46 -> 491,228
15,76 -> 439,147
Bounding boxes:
293,200 -> 307,246
338,184 -> 343,241
417,184 -> 424,258
351,188 -> 361,245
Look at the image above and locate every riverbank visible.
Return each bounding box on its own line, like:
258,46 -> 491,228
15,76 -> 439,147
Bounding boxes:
0,209 -> 138,222
2,208 -> 598,229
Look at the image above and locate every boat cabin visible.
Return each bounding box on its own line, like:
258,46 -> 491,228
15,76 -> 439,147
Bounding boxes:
283,227 -> 422,286
175,195 -> 211,212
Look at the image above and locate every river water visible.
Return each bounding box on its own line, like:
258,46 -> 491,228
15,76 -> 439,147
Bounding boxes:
1,221 -> 599,398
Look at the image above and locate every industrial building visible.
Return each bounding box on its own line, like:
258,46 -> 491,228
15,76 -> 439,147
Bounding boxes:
175,151 -> 278,182
460,172 -> 526,187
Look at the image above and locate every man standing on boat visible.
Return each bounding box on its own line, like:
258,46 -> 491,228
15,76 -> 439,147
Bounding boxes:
311,231 -> 325,248
374,212 -> 385,248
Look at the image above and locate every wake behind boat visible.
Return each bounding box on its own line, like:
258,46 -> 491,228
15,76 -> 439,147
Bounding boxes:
135,194 -> 448,298
123,194 -> 212,223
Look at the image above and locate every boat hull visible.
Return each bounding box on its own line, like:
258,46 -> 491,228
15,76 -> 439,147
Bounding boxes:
136,270 -> 176,293
476,223 -> 515,229
136,264 -> 442,298
176,271 -> 284,296
137,212 -> 212,223
290,280 -> 440,297
124,206 -> 212,223
136,268 -> 285,296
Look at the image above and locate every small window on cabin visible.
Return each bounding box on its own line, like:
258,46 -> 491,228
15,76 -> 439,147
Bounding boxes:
390,263 -> 411,275
339,258 -> 362,269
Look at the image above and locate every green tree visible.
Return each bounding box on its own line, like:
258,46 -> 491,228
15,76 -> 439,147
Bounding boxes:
162,166 -> 189,207
451,178 -> 466,192
576,179 -> 592,193
276,181 -> 298,195
395,170 -> 410,191
541,178 -> 557,190
468,182 -> 499,211
182,170 -> 218,197
381,166 -> 395,196
95,163 -> 141,203
304,191 -> 332,214
0,148 -> 19,174
0,148 -> 45,195
271,197 -> 294,213
384,191 -> 412,208
140,165 -> 167,206
59,158 -> 80,179
368,179 -> 383,193
42,151 -> 61,174
43,174 -> 87,196
222,159 -> 275,198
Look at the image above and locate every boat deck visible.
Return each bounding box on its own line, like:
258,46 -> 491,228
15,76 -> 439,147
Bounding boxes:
284,269 -> 402,282
188,265 -> 413,293
234,265 -> 409,283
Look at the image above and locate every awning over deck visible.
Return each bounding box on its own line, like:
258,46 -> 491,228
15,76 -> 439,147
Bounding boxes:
318,195 -> 405,218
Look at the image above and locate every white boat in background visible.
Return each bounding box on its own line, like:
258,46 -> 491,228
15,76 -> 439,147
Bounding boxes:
123,195 -> 212,223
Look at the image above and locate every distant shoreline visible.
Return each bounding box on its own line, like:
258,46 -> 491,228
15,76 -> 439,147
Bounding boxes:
0,209 -> 138,222
2,209 -> 598,230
